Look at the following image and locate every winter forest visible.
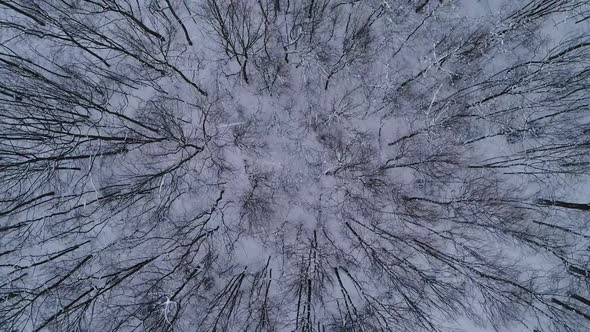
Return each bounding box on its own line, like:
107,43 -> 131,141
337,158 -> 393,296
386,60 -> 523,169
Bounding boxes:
1,0 -> 590,331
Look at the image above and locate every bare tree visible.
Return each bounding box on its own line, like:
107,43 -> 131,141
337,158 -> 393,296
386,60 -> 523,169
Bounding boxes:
1,0 -> 590,331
